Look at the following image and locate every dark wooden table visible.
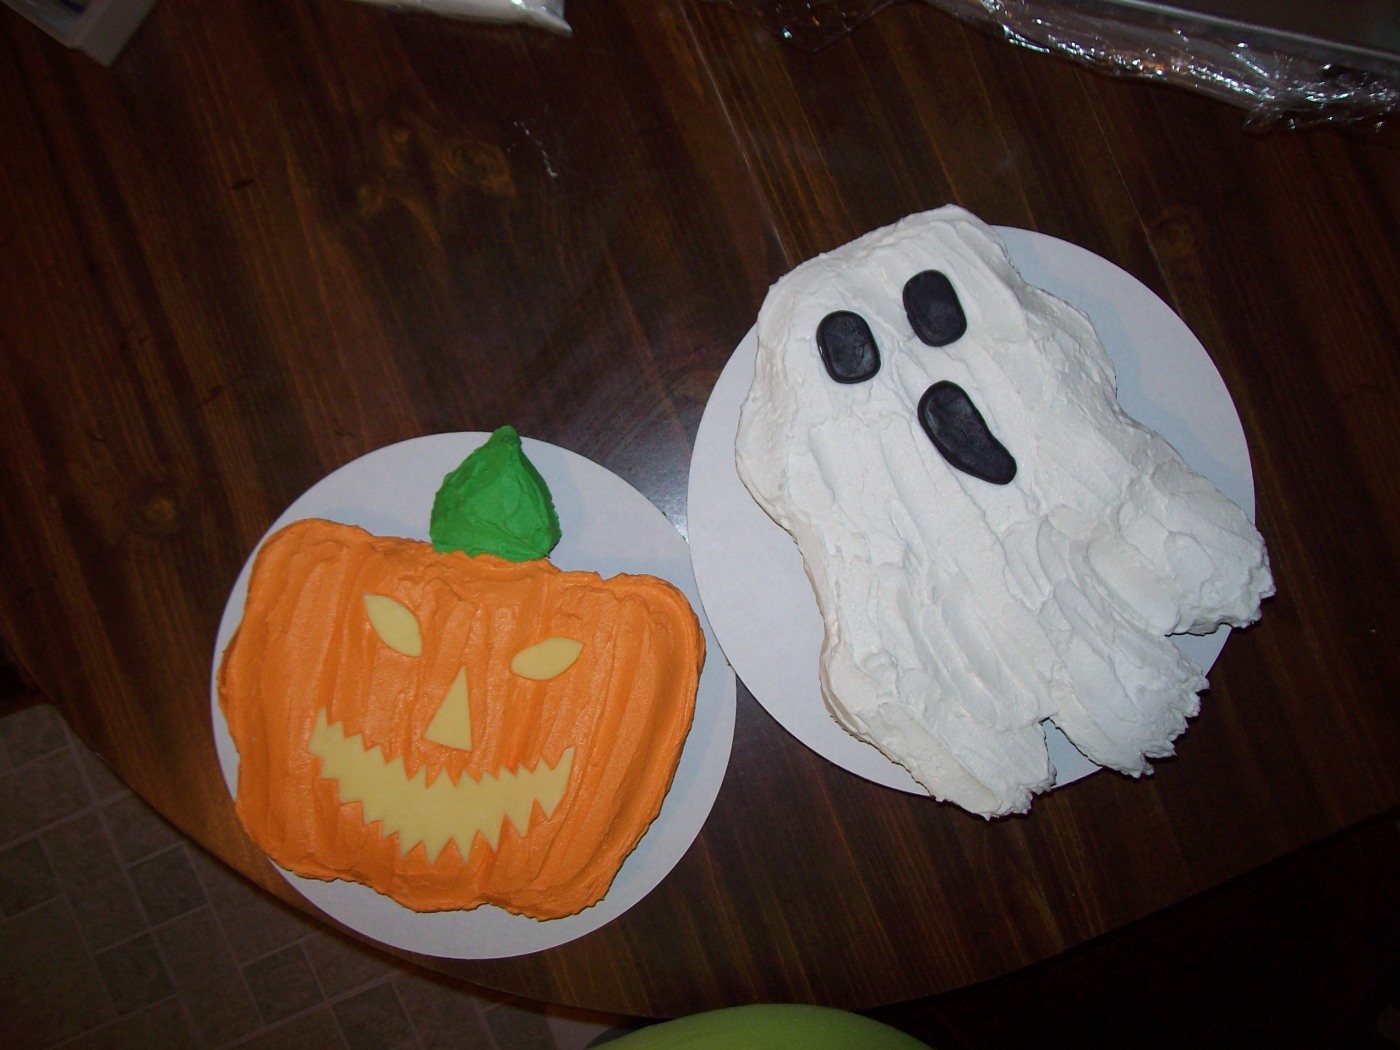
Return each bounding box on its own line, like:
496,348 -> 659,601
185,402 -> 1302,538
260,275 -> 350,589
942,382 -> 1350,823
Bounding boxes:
2,0 -> 1398,1020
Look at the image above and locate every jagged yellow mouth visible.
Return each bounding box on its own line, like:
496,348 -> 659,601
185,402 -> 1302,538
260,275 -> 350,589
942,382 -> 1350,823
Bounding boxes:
309,710 -> 574,861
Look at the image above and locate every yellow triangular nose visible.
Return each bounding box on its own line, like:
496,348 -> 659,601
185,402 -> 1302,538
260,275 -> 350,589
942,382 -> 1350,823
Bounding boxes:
424,668 -> 472,751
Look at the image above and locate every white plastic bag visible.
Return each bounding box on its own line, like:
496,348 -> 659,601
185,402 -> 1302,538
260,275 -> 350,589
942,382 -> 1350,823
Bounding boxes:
349,0 -> 571,35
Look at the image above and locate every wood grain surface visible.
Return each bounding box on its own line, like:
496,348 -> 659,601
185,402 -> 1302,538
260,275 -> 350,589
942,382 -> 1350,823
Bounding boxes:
2,0 -> 1397,1018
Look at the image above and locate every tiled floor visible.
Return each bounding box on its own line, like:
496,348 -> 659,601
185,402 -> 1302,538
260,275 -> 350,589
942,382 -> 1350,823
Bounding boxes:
0,702 -> 635,1050
6,698 -> 1400,1049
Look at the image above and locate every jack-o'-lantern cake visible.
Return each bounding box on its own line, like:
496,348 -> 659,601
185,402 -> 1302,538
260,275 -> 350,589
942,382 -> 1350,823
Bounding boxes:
218,428 -> 703,919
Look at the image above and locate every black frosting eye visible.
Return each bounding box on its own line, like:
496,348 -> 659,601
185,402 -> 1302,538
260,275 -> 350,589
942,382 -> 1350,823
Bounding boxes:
903,271 -> 967,347
918,381 -> 1017,485
817,310 -> 880,384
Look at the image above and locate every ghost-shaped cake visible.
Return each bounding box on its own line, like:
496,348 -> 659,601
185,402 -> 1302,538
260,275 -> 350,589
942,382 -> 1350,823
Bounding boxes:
735,206 -> 1274,818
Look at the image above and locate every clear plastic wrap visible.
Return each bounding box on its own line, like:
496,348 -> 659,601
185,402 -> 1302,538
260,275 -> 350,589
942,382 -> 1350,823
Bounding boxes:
711,0 -> 1399,127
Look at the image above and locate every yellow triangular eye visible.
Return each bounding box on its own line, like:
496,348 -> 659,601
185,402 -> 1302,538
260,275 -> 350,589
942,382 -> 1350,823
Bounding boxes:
364,594 -> 422,657
511,637 -> 584,681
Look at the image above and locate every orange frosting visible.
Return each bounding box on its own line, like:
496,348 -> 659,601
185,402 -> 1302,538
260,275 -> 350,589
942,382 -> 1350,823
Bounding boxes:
218,518 -> 702,919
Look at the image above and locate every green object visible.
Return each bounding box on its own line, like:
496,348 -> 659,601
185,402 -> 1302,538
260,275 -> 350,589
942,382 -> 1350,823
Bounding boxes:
429,426 -> 562,561
601,1004 -> 933,1050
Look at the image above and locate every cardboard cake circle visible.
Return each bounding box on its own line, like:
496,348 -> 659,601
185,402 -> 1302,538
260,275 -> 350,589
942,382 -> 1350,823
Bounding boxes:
212,433 -> 736,958
687,227 -> 1257,795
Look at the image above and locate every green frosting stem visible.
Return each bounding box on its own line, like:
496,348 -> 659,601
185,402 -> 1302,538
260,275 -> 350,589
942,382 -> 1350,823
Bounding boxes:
430,427 -> 562,561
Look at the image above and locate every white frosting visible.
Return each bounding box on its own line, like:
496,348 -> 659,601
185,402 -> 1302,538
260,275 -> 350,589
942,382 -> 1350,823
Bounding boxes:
735,206 -> 1274,818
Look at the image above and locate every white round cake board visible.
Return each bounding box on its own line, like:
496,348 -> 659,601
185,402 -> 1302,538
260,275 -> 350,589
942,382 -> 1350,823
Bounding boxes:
687,227 -> 1257,795
211,433 -> 736,958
